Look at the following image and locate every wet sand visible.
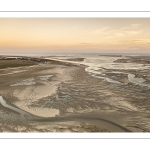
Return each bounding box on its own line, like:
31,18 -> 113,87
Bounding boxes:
0,56 -> 150,132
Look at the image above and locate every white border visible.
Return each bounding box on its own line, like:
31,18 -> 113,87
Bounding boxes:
0,133 -> 150,139
0,0 -> 150,11
0,12 -> 150,18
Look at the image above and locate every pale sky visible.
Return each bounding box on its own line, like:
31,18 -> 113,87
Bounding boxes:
0,18 -> 150,54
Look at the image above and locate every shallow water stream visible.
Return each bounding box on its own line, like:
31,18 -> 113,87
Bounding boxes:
0,95 -> 32,119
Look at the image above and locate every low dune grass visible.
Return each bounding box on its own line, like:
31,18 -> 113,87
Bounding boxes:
0,60 -> 36,69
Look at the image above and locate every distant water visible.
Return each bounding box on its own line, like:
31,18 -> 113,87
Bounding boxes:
47,53 -> 150,88
83,55 -> 150,87
1,52 -> 150,57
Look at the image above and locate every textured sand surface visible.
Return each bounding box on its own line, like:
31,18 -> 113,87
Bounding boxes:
0,57 -> 150,132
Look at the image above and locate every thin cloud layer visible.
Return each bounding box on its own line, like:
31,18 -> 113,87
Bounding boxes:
0,18 -> 150,53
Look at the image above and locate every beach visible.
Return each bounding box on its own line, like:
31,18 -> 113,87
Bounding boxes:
0,55 -> 150,132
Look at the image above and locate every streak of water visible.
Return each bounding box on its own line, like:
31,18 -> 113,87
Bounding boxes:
0,96 -> 32,119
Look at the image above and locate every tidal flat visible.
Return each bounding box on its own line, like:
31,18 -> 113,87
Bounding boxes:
0,54 -> 150,132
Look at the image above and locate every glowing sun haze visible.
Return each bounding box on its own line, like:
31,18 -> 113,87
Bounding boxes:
0,18 -> 150,54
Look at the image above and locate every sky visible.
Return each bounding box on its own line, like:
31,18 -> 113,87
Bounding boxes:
0,18 -> 150,54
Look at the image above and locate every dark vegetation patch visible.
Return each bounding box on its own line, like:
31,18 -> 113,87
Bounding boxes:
0,60 -> 36,69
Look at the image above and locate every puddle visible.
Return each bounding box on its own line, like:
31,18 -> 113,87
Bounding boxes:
128,74 -> 150,88
90,73 -> 121,84
38,75 -> 53,81
10,78 -> 36,86
128,74 -> 145,84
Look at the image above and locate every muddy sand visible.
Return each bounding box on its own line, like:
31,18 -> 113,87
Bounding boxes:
0,58 -> 150,132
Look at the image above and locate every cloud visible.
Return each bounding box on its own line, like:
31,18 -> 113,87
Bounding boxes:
129,46 -> 150,50
119,39 -> 150,45
123,30 -> 142,36
93,24 -> 142,39
115,33 -> 125,37
120,24 -> 140,30
80,43 -> 92,45
128,47 -> 140,50
116,39 -> 150,50
94,27 -> 109,34
120,27 -> 129,30
131,24 -> 140,28
102,29 -> 142,39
